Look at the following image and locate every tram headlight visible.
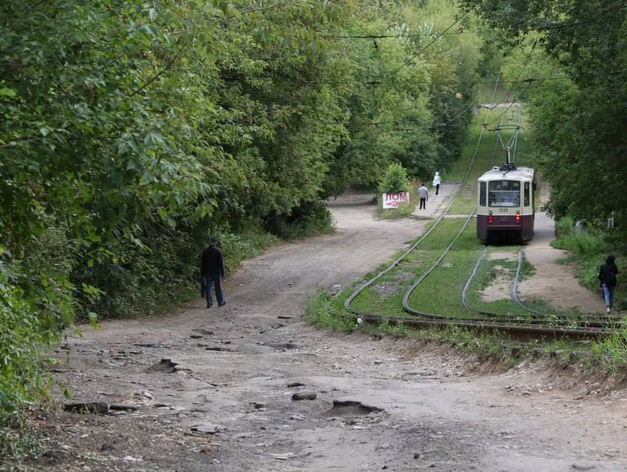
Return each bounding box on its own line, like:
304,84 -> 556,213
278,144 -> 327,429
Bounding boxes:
516,211 -> 520,223
488,211 -> 493,224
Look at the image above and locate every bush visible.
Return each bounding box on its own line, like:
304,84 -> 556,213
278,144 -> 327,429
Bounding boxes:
264,200 -> 334,240
218,231 -> 279,273
378,163 -> 410,194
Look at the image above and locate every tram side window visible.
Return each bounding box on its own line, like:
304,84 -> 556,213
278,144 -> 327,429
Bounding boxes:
488,180 -> 520,207
480,182 -> 486,206
524,182 -> 530,206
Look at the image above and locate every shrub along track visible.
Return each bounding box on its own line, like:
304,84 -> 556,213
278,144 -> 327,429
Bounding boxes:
344,84 -> 619,338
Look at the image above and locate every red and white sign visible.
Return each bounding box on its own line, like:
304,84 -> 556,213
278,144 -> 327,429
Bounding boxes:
382,192 -> 410,209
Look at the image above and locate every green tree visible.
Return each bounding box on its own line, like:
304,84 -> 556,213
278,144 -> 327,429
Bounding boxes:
461,0 -> 627,241
379,163 -> 410,193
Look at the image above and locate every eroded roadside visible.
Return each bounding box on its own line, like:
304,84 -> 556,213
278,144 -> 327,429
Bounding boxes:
15,191 -> 627,471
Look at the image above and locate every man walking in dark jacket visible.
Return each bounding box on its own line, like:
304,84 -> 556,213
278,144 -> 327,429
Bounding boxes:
201,237 -> 226,308
599,255 -> 619,314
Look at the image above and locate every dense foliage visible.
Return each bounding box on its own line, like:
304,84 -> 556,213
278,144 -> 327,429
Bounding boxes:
0,0 -> 484,408
462,0 -> 627,243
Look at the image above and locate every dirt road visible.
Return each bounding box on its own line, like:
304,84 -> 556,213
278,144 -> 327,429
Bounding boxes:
42,192 -> 627,472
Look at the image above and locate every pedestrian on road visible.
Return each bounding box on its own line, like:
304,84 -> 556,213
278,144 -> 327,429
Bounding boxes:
432,172 -> 441,196
418,183 -> 429,210
598,254 -> 619,314
201,236 -> 226,308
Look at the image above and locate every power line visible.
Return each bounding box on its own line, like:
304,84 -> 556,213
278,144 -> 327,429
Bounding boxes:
484,40 -> 538,127
323,31 -> 476,39
374,11 -> 470,84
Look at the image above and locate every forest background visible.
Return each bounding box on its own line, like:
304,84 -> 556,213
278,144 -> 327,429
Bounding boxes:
0,0 -> 485,409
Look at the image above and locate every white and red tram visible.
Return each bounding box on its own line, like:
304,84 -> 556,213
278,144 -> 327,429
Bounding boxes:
477,165 -> 535,242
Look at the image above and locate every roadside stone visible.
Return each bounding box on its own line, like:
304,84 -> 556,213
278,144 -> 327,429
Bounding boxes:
109,404 -> 138,411
191,422 -> 222,435
270,452 -> 295,460
253,402 -> 267,409
571,464 -> 596,470
205,346 -> 233,352
510,346 -> 522,358
287,382 -> 305,388
292,392 -> 317,401
64,401 -> 109,415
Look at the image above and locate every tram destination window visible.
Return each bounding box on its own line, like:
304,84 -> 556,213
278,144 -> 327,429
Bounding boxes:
488,180 -> 520,207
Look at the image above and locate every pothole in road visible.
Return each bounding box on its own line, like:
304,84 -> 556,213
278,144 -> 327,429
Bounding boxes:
145,358 -> 178,374
325,400 -> 384,417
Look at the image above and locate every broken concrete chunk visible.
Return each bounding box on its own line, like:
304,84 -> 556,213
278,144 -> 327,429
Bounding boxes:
109,404 -> 138,411
292,392 -> 317,401
191,422 -> 221,435
64,401 -> 109,415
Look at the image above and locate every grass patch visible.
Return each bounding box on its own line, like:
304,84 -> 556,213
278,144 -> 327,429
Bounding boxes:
307,288 -> 353,332
0,411 -> 46,470
592,325 -> 627,372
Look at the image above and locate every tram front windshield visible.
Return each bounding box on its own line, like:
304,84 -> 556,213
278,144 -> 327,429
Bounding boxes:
488,180 -> 520,207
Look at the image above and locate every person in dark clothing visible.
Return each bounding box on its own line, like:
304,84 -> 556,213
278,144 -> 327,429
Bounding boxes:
200,237 -> 226,308
598,255 -> 619,314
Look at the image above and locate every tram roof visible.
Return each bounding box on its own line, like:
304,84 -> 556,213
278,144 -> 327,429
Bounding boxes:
478,166 -> 534,182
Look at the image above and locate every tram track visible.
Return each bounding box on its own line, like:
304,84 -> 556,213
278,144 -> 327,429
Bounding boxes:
342,82 -> 614,338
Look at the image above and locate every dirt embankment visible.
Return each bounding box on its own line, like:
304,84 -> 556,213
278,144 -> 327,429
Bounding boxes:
14,190 -> 627,472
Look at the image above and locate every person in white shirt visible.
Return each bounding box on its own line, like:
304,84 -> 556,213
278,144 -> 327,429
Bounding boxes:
418,183 -> 429,210
432,171 -> 441,195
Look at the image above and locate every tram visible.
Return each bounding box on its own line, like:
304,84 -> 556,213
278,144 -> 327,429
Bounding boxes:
477,164 -> 535,242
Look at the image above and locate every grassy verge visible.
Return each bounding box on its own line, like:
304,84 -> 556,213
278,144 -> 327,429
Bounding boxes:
308,287 -> 627,372
552,216 -> 626,309
307,287 -> 595,369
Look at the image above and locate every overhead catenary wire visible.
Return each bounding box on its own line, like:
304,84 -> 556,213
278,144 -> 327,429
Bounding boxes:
379,11 -> 470,83
324,2 -> 626,41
